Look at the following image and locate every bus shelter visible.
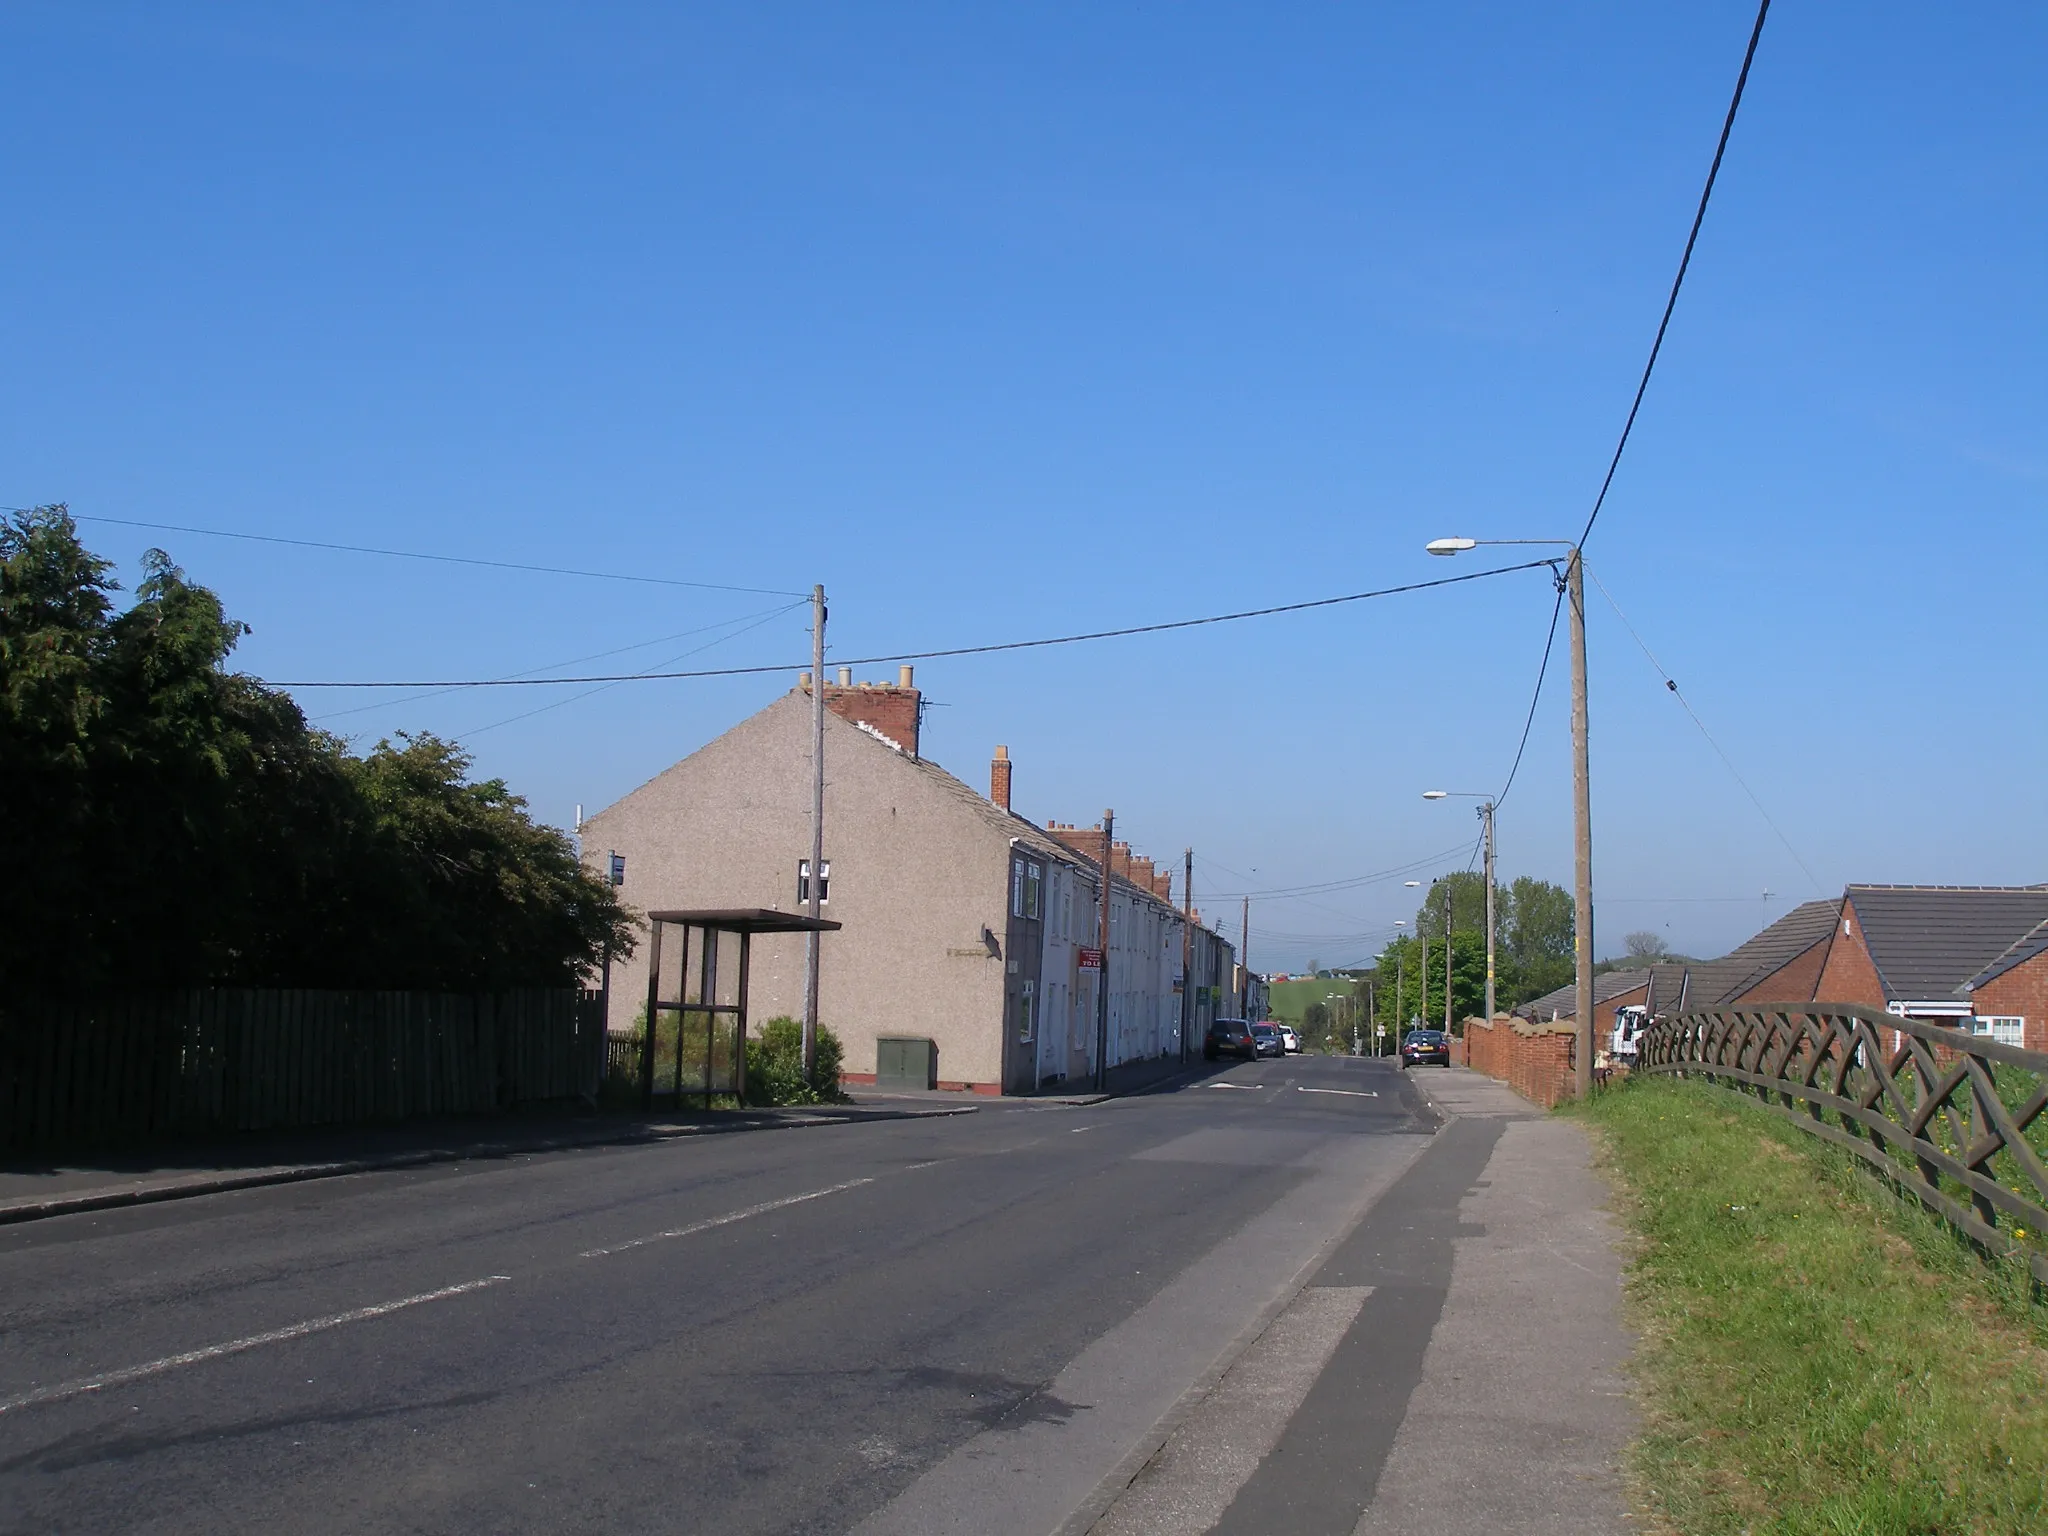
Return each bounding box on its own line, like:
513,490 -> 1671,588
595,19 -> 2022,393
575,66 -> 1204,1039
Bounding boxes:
639,909 -> 841,1110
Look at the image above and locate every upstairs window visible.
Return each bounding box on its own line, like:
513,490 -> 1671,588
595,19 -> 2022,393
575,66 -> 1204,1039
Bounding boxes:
797,859 -> 830,905
1012,859 -> 1042,920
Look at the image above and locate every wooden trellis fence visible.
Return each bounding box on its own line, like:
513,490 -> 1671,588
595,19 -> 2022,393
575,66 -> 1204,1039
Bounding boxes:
0,988 -> 607,1154
1637,1004 -> 2048,1284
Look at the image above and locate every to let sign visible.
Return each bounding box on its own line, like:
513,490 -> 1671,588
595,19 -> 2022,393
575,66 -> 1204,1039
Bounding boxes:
1077,947 -> 1103,971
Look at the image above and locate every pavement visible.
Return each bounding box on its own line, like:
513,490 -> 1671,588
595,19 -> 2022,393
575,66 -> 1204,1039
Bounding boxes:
0,1060 -> 1635,1535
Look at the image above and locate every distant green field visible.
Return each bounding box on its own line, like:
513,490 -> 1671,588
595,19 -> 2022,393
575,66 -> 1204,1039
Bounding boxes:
1262,976 -> 1363,1026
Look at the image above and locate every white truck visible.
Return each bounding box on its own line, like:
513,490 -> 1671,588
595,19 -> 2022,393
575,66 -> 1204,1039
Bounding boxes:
1610,1004 -> 1651,1069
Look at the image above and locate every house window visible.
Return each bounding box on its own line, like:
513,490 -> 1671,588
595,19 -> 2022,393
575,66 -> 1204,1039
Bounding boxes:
1971,1016 -> 2025,1047
1012,859 -> 1042,920
797,859 -> 830,904
1016,980 -> 1036,1044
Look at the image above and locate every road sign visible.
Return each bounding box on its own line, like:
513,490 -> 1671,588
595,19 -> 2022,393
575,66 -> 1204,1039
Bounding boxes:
1077,947 -> 1103,971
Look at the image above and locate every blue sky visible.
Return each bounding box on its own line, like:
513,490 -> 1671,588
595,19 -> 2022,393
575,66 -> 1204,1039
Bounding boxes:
4,3 -> 2042,970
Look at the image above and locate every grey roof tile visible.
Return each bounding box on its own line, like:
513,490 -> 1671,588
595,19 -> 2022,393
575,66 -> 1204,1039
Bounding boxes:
1845,884 -> 2048,1001
1684,897 -> 1842,1005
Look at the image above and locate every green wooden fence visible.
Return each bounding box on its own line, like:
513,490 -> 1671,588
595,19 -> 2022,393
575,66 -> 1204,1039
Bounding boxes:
0,988 -> 606,1153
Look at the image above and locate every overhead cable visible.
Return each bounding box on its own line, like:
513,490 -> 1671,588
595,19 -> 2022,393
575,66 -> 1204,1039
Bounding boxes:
270,560 -> 1553,688
313,600 -> 808,722
1585,564 -> 1823,894
1492,581 -> 1566,810
1576,0 -> 1772,553
70,513 -> 806,598
458,603 -> 806,741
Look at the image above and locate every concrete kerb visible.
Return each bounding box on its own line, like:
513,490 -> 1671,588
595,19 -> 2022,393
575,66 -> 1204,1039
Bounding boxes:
0,1104 -> 977,1228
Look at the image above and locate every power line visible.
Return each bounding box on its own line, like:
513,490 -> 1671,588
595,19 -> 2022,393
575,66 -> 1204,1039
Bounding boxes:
1584,563 -> 1823,894
457,603 -> 805,740
1203,840 -> 1478,901
68,513 -> 806,598
270,559 -> 1553,688
1493,579 -> 1566,810
311,601 -> 808,722
1576,0 -> 1772,553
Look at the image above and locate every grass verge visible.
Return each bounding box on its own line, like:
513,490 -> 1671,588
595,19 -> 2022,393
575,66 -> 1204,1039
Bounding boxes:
1568,1074 -> 2048,1535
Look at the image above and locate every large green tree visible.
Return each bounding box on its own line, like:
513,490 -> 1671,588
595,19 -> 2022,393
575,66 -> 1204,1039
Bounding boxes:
1,506 -> 632,990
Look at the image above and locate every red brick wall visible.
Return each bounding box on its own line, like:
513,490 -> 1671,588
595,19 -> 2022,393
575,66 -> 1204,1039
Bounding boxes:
1458,1019 -> 1577,1109
1731,939 -> 1830,1006
1969,950 -> 2048,1053
1814,899 -> 1885,1009
817,681 -> 921,756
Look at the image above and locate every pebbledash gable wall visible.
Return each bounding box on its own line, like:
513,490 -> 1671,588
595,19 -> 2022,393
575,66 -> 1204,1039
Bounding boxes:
1969,951 -> 2048,1053
580,692 -> 1013,1090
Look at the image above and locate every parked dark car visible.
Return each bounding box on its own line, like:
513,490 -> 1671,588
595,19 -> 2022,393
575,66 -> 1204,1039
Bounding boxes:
1400,1028 -> 1451,1067
1249,1022 -> 1285,1058
1204,1018 -> 1258,1060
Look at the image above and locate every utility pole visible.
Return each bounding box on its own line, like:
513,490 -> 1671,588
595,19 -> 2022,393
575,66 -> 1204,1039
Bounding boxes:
1366,978 -> 1376,1057
1481,800 -> 1497,1027
1394,945 -> 1404,1053
1180,848 -> 1194,1066
1567,549 -> 1595,1097
802,583 -> 826,1086
1094,809 -> 1114,1093
1239,896 -> 1250,1019
1443,884 -> 1454,1035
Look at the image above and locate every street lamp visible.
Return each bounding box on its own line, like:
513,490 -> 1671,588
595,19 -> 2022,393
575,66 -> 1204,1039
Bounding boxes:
1424,791 -> 1498,1029
1400,881 -> 1424,1033
1428,535 -> 1593,1097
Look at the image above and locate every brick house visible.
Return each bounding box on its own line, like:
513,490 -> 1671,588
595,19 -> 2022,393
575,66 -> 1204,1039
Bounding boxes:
1963,922 -> 2048,1051
1511,889 -> 2048,1055
1809,885 -> 2048,1049
579,672 -> 1236,1094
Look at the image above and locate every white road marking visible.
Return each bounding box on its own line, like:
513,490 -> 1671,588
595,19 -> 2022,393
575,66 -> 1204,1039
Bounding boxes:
1207,1083 -> 1262,1091
1069,1125 -> 1100,1134
1296,1086 -> 1378,1098
578,1176 -> 876,1258
0,1276 -> 512,1417
904,1159 -> 953,1171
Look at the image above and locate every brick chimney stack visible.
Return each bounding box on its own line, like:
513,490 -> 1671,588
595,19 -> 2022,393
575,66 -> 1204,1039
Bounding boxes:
800,665 -> 921,758
991,745 -> 1012,811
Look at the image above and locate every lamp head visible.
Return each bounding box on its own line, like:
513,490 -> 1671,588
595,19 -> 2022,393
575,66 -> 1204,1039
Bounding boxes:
1403,880 -> 1422,888
1422,790 -> 1448,800
1425,537 -> 1478,556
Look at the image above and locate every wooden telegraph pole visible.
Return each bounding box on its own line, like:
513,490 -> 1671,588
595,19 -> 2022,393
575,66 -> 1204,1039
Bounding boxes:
802,584 -> 826,1086
1180,847 -> 1193,1065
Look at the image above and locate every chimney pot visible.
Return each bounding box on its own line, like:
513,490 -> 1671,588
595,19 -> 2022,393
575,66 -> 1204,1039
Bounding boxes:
837,666 -> 852,687
799,671 -> 812,690
899,665 -> 915,688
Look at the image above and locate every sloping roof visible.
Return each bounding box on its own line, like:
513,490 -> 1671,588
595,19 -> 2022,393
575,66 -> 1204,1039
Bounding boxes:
1517,968 -> 1653,1023
1846,884 -> 2048,1001
1966,917 -> 2048,991
1683,897 -> 1842,1006
867,724 -> 1209,932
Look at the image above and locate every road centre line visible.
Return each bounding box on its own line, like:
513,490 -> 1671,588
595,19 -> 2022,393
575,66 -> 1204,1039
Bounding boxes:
1208,1083 -> 1262,1091
578,1176 -> 876,1258
1296,1086 -> 1379,1098
0,1276 -> 512,1417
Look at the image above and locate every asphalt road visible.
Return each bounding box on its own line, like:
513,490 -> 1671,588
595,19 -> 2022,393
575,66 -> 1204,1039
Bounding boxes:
0,1055 -> 1463,1535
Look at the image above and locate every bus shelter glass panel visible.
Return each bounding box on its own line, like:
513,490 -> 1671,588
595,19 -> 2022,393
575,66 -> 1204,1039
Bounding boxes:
642,918 -> 750,1109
